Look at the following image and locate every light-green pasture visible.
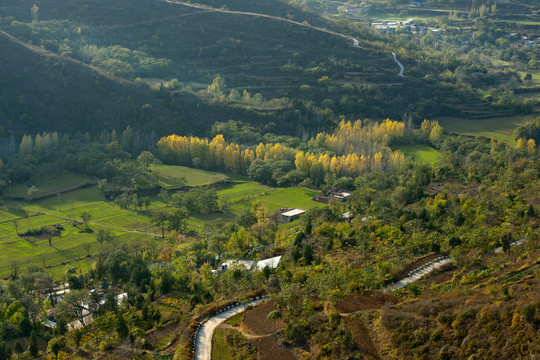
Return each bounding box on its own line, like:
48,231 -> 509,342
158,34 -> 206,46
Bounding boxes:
437,115 -> 533,145
156,165 -> 229,187
220,182 -> 324,215
394,144 -> 441,165
0,205 -> 147,279
8,171 -> 93,200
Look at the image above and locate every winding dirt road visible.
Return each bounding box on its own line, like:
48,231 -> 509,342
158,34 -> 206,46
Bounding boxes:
165,0 -> 364,48
391,52 -> 405,77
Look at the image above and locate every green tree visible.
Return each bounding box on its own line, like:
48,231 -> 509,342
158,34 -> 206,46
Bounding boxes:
13,341 -> 23,355
143,196 -> 151,211
137,151 -> 161,170
167,208 -> 187,233
80,212 -> 92,230
303,244 -> 313,265
27,185 -> 39,198
28,330 -> 38,357
96,229 -> 113,245
159,188 -> 170,206
43,225 -> 56,246
152,210 -> 169,238
48,338 -> 64,360
0,343 -> 12,360
524,305 -> 536,324
117,314 -> 129,339
55,290 -> 89,327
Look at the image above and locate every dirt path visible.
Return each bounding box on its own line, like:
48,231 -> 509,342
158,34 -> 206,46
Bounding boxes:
165,0 -> 366,49
219,323 -> 271,340
342,314 -> 380,360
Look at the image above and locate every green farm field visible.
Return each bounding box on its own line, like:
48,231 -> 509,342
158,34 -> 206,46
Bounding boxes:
1,168 -> 328,278
211,329 -> 233,360
156,165 -> 229,187
8,171 -> 94,200
219,182 -> 324,215
0,204 -> 146,279
437,115 -> 533,145
394,144 -> 441,165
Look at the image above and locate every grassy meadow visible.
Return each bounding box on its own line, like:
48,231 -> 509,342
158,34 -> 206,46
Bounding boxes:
218,182 -> 324,215
0,204 -> 146,278
8,171 -> 94,200
437,115 -> 533,145
156,165 -> 229,187
394,144 -> 441,165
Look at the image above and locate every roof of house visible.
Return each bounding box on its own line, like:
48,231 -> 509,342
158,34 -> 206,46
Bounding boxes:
256,256 -> 282,270
281,208 -> 306,217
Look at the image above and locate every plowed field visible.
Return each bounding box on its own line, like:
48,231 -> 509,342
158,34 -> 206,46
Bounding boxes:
251,335 -> 296,360
334,291 -> 399,314
244,300 -> 285,335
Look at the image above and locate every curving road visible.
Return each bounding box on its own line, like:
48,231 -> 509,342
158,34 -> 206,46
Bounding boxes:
385,256 -> 451,291
391,52 -> 405,77
165,0 -> 363,48
195,299 -> 264,360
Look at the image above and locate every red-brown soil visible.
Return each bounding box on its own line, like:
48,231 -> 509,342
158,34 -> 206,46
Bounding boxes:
343,315 -> 380,360
243,300 -> 285,336
241,300 -> 296,359
250,335 -> 296,360
334,291 -> 399,314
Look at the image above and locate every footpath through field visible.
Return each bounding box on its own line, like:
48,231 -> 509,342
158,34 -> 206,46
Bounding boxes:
195,299 -> 264,360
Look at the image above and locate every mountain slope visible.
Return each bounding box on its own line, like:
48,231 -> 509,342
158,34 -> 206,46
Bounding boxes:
0,30 -> 181,135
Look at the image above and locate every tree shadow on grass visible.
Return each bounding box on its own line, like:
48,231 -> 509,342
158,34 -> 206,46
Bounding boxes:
6,206 -> 29,218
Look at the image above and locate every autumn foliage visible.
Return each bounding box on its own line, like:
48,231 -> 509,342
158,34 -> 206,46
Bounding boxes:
157,119 -> 407,180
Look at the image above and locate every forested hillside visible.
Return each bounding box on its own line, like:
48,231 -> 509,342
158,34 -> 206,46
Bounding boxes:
1,0 -> 519,138
0,31 -> 179,135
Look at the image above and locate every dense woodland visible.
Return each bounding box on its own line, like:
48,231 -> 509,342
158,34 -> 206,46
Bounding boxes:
0,0 -> 539,358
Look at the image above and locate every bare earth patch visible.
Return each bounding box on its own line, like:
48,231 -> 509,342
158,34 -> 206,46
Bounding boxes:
250,335 -> 296,360
334,291 -> 399,314
343,314 -> 380,360
243,299 -> 285,335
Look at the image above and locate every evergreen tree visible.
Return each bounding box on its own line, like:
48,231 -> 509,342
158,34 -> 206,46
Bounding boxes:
28,330 -> 38,357
117,314 -> 129,339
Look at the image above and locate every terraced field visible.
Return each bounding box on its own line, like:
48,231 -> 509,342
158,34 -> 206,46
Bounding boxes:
1,168 -> 325,278
438,115 -> 533,145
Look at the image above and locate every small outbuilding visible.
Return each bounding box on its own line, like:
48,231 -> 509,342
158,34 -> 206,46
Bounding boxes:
256,256 -> 282,270
279,208 -> 306,223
